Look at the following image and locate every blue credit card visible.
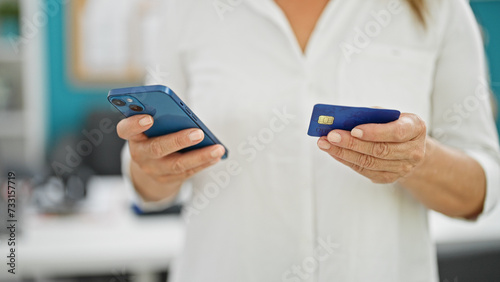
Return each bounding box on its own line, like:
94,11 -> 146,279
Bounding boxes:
307,104 -> 401,137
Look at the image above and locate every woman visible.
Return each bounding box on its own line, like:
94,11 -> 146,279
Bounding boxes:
117,0 -> 500,281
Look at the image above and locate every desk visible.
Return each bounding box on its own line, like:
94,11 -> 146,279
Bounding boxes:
430,207 -> 500,244
430,205 -> 500,257
0,177 -> 185,281
1,176 -> 499,280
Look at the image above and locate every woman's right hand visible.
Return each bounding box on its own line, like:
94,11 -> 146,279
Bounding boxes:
116,114 -> 226,202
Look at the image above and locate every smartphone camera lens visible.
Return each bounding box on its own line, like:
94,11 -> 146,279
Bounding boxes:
129,105 -> 144,112
112,99 -> 126,106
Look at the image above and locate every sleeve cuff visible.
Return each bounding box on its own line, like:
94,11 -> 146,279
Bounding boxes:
464,149 -> 500,219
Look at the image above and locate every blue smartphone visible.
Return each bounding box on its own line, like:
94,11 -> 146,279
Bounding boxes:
308,104 -> 401,137
108,85 -> 228,159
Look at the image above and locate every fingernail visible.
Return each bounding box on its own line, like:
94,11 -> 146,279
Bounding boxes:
318,139 -> 331,150
211,146 -> 225,158
189,130 -> 204,142
139,116 -> 153,127
351,129 -> 363,138
327,132 -> 341,143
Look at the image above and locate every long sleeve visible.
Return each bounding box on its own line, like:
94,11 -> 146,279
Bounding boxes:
430,0 -> 500,217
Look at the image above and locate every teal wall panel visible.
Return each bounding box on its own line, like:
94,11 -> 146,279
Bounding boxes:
470,1 -> 500,134
45,1 -> 114,150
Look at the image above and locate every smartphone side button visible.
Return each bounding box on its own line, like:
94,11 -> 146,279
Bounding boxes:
192,114 -> 198,121
185,107 -> 192,114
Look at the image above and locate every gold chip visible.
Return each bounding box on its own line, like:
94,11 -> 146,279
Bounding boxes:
318,115 -> 334,125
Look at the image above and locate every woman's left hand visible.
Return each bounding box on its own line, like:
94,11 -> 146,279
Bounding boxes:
317,113 -> 427,184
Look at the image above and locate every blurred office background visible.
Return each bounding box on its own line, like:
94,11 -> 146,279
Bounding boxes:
0,0 -> 499,281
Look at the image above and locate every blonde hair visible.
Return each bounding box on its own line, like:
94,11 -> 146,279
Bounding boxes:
408,0 -> 426,25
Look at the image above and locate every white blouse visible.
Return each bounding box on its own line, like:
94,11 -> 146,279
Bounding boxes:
123,0 -> 500,281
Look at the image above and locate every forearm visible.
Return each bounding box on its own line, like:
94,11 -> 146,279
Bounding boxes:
399,137 -> 486,218
130,160 -> 183,202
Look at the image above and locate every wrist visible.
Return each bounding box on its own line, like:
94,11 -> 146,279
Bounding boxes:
398,136 -> 436,186
130,160 -> 183,202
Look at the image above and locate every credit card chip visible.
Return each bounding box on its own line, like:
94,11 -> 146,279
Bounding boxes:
318,115 -> 334,125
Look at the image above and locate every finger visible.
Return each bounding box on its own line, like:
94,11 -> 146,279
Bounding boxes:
317,137 -> 412,173
140,144 -> 225,176
351,113 -> 426,143
155,157 -> 222,184
116,115 -> 154,142
162,144 -> 225,175
326,130 -> 421,161
330,155 -> 401,184
141,128 -> 206,159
